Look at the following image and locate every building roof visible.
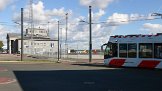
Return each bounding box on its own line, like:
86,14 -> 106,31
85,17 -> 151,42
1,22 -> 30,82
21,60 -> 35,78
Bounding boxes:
7,33 -> 51,39
17,38 -> 58,41
7,32 -> 56,41
7,33 -> 21,39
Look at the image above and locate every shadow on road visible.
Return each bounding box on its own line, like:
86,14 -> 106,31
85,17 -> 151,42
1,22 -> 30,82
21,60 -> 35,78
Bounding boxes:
13,69 -> 162,91
72,63 -> 106,68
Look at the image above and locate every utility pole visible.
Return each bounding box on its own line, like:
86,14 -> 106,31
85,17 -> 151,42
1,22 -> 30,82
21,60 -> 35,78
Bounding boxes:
21,8 -> 24,61
79,6 -> 92,63
60,28 -> 62,59
89,6 -> 92,63
47,21 -> 50,36
57,21 -> 60,62
65,13 -> 68,58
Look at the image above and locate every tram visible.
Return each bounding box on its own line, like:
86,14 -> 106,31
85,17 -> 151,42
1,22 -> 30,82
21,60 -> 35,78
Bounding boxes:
102,33 -> 162,69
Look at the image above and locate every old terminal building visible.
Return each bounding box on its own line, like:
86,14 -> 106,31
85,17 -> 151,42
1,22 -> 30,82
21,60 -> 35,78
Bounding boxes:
6,28 -> 58,56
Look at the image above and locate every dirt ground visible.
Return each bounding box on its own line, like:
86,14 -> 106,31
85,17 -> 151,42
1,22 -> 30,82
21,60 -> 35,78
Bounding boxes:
0,54 -> 104,63
0,54 -> 51,61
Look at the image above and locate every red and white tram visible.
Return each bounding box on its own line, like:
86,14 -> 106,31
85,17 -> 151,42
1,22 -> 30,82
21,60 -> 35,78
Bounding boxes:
102,33 -> 162,69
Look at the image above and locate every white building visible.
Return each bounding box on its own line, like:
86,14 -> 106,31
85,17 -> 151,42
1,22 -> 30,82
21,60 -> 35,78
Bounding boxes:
6,28 -> 58,56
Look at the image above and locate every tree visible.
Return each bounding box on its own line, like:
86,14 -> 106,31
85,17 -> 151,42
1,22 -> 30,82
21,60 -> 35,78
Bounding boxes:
0,41 -> 4,51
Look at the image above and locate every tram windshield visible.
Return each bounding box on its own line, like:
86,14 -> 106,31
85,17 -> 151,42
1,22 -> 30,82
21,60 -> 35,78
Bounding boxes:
104,43 -> 118,59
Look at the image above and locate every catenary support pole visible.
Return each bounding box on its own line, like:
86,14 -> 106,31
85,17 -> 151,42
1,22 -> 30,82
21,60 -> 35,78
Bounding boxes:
89,6 -> 92,63
65,13 -> 68,58
21,8 -> 24,61
58,21 -> 60,62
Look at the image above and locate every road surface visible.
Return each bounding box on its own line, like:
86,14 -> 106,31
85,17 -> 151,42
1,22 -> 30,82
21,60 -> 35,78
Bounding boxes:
0,62 -> 162,91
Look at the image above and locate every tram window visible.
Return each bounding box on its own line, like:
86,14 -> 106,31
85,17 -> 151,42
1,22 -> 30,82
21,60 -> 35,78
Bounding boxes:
139,43 -> 153,58
104,44 -> 112,59
128,43 -> 137,58
119,43 -> 127,58
104,46 -> 110,56
112,43 -> 118,57
154,43 -> 162,59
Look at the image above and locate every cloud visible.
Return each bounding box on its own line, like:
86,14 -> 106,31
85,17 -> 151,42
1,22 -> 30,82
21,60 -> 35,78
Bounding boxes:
13,1 -> 47,23
0,25 -> 10,35
80,0 -> 114,9
13,1 -> 72,23
107,13 -> 129,25
143,23 -> 162,34
11,1 -> 156,50
92,9 -> 105,21
0,25 -> 15,48
0,0 -> 11,11
106,13 -> 155,26
46,7 -> 72,17
66,9 -> 114,49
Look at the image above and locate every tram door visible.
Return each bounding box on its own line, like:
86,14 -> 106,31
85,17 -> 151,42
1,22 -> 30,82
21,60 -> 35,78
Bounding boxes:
154,43 -> 162,58
111,43 -> 118,57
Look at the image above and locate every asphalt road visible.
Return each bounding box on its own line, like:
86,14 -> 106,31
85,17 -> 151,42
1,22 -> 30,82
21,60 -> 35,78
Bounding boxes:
0,62 -> 162,91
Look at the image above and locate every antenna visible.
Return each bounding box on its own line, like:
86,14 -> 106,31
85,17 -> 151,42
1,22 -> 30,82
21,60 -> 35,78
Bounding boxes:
28,0 -> 34,55
29,0 -> 34,39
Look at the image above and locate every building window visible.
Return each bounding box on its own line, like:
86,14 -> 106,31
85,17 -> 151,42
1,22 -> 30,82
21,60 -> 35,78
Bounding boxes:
139,43 -> 153,58
128,43 -> 137,58
24,42 -> 27,45
26,29 -> 28,33
154,43 -> 162,59
44,43 -> 46,46
119,43 -> 127,58
51,43 -> 54,47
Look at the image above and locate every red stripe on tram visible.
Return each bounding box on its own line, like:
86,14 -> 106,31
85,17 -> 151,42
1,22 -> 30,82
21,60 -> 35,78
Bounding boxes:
109,59 -> 126,67
138,60 -> 160,69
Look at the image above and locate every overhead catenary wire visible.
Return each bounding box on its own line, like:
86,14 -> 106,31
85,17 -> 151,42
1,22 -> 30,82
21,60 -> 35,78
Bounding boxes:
1,13 -> 161,28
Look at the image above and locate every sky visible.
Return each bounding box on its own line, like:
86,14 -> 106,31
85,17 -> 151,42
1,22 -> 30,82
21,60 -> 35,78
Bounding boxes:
0,0 -> 162,50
